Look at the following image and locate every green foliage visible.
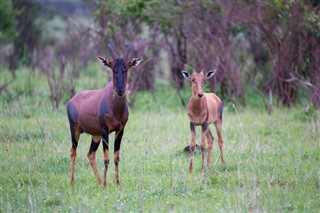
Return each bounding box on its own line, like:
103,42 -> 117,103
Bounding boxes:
95,0 -> 183,34
132,78 -> 189,111
0,68 -> 43,103
302,5 -> 320,36
263,0 -> 320,36
0,0 -> 18,43
40,15 -> 68,45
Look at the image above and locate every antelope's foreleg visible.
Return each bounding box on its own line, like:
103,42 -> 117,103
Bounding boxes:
215,120 -> 224,163
201,122 -> 209,171
114,129 -> 124,186
101,124 -> 109,187
87,136 -> 102,185
189,122 -> 196,173
206,129 -> 214,166
70,124 -> 80,185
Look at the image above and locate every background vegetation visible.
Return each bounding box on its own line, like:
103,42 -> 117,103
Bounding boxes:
1,0 -> 319,212
1,0 -> 319,110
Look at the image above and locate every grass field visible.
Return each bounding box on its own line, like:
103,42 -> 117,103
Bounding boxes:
1,69 -> 319,212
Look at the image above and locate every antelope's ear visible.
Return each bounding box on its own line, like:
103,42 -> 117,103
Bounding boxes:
205,70 -> 216,80
97,56 -> 112,67
129,57 -> 142,67
181,71 -> 191,80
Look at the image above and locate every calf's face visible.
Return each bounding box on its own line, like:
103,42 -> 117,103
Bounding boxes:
182,70 -> 216,99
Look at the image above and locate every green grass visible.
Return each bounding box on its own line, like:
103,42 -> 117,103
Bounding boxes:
1,68 -> 319,212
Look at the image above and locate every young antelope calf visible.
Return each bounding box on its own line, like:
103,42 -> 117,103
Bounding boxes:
182,69 -> 224,173
67,43 -> 142,187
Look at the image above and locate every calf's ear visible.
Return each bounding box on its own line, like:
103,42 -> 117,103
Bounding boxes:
205,70 -> 216,80
181,71 -> 191,80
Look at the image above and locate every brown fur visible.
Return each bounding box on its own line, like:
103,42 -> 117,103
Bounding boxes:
69,82 -> 129,135
67,43 -> 142,187
182,70 -> 225,173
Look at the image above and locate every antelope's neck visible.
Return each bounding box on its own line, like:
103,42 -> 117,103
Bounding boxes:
188,96 -> 208,125
190,96 -> 207,113
112,93 -> 127,114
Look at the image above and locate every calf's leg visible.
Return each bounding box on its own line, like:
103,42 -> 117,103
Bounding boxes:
201,122 -> 209,171
189,122 -> 196,173
214,120 -> 224,163
206,129 -> 214,166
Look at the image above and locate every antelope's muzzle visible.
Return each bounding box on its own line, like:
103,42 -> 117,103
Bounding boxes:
198,93 -> 204,98
116,89 -> 125,96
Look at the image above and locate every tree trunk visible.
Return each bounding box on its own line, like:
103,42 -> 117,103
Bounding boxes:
171,33 -> 187,90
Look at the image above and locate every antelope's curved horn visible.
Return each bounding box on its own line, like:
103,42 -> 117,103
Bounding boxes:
123,43 -> 132,60
107,43 -> 119,59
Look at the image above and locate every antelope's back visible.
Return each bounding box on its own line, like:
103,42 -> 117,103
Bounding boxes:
204,93 -> 222,124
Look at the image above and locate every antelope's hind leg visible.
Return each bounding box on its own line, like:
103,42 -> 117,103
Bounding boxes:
214,120 -> 224,163
69,124 -> 80,185
206,129 -> 214,167
87,136 -> 102,185
67,103 -> 80,185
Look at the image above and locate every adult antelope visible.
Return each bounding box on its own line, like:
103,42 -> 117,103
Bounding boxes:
182,69 -> 224,173
67,43 -> 142,186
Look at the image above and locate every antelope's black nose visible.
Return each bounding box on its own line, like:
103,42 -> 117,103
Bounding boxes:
198,93 -> 203,98
117,89 -> 124,96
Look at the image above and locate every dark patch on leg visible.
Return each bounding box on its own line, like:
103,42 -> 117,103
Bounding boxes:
102,125 -> 109,152
201,122 -> 208,132
67,102 -> 79,149
100,120 -> 109,187
99,98 -> 111,156
101,122 -> 109,154
114,130 -> 124,153
114,157 -> 120,166
190,122 -> 195,133
88,139 -> 100,155
218,102 -> 223,123
67,120 -> 78,150
104,159 -> 109,168
70,127 -> 78,149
